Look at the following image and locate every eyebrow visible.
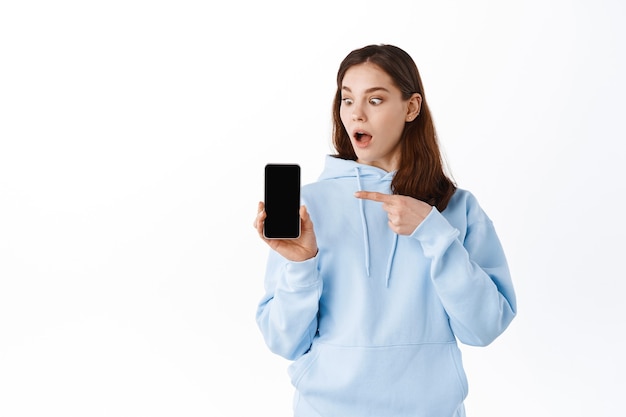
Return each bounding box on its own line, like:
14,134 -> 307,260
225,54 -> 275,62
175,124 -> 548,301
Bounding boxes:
342,86 -> 391,94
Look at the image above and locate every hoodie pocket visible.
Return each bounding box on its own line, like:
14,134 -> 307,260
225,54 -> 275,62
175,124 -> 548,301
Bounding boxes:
289,341 -> 468,417
287,344 -> 321,387
449,343 -> 469,399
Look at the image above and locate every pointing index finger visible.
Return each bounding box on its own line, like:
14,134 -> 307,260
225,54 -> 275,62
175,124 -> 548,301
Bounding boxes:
354,191 -> 392,202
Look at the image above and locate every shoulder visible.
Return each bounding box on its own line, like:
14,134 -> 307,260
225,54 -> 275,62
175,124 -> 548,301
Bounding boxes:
301,179 -> 330,197
447,188 -> 478,208
444,188 -> 492,226
301,173 -> 350,197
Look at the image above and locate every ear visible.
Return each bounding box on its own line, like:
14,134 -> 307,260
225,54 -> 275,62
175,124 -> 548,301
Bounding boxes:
405,93 -> 422,122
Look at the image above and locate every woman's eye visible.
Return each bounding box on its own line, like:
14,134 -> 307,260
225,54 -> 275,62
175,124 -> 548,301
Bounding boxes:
370,98 -> 382,105
342,98 -> 353,105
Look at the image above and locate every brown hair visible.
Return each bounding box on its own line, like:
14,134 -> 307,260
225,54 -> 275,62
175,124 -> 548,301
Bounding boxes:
332,44 -> 456,211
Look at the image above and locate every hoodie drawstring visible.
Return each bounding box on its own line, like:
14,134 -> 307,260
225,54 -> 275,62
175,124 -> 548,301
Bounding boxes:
385,234 -> 398,287
355,167 -> 371,277
355,167 -> 398,286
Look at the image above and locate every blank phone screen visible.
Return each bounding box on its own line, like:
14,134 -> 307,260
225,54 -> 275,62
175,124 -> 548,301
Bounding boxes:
264,164 -> 301,239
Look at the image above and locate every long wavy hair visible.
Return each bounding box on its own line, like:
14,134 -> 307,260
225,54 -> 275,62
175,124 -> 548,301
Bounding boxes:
332,44 -> 456,211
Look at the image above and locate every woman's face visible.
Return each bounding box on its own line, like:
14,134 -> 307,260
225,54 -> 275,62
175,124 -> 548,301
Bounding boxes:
339,62 -> 420,172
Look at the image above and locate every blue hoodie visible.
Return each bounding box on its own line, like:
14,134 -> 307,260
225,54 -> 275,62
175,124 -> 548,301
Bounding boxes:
256,156 -> 517,417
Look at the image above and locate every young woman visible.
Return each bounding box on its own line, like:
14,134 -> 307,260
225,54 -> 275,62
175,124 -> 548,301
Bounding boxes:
253,44 -> 517,417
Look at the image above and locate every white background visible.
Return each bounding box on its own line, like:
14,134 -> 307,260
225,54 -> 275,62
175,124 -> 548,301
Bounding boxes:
1,0 -> 625,416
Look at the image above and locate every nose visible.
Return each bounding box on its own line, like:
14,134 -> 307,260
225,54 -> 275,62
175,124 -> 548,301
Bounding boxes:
352,103 -> 365,122
352,107 -> 365,122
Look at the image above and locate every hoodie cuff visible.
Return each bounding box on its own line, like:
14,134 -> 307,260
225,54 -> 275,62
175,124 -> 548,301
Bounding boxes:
410,207 -> 460,258
284,255 -> 321,289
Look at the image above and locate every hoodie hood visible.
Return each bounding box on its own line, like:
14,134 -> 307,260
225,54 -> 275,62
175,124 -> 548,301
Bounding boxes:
318,155 -> 398,286
318,155 -> 395,182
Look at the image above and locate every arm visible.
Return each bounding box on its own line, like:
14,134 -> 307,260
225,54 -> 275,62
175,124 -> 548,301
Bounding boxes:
253,202 -> 322,360
412,205 -> 517,347
255,252 -> 323,360
354,190 -> 516,345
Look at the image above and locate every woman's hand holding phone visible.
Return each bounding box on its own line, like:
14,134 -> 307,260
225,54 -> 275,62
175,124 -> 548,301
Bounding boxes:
254,202 -> 318,262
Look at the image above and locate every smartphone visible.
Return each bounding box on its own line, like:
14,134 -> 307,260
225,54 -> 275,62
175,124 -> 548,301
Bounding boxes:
264,163 -> 301,239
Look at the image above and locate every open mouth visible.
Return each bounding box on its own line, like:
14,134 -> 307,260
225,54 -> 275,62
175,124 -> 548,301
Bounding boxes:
354,131 -> 372,143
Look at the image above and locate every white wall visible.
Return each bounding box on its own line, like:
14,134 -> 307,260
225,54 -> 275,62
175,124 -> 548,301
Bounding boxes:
1,1 -> 624,416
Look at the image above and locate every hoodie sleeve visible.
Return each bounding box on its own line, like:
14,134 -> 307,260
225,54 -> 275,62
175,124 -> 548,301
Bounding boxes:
411,198 -> 517,347
255,250 -> 323,360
